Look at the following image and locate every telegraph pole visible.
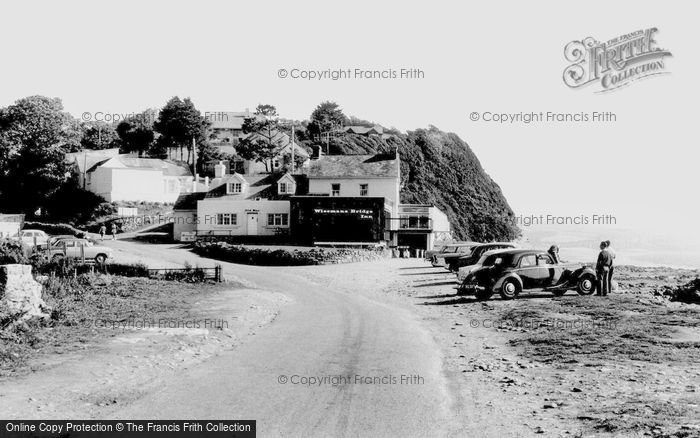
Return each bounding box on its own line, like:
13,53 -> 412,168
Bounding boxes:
290,121 -> 295,173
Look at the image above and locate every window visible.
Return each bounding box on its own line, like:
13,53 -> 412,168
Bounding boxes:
267,213 -> 289,226
360,183 -> 368,196
216,213 -> 238,225
538,254 -> 554,265
519,255 -> 537,268
227,182 -> 242,194
273,159 -> 281,169
331,183 -> 340,196
279,182 -> 294,194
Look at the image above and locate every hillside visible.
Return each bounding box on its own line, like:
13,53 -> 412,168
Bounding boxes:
304,126 -> 520,242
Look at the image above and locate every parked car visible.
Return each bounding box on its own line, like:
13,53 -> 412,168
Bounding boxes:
446,242 -> 518,273
431,242 -> 480,267
49,235 -> 95,246
44,238 -> 112,264
424,244 -> 449,261
20,230 -> 50,248
458,249 -> 597,300
456,248 -> 513,283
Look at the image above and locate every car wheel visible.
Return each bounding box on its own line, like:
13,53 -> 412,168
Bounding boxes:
576,274 -> 596,295
499,278 -> 521,300
95,254 -> 107,264
51,254 -> 64,263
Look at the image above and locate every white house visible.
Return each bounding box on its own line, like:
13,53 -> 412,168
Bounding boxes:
207,110 -> 253,155
0,214 -> 23,239
86,156 -> 194,203
65,148 -> 122,189
191,162 -> 304,238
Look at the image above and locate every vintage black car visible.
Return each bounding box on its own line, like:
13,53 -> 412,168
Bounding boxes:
457,249 -> 597,300
430,242 -> 480,267
446,242 -> 517,273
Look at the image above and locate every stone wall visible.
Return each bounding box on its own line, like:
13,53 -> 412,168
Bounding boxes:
0,264 -> 49,321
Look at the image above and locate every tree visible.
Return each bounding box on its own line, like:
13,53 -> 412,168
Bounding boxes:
81,121 -> 121,150
0,96 -> 75,215
117,110 -> 156,156
237,104 -> 282,173
153,97 -> 209,166
308,101 -> 347,140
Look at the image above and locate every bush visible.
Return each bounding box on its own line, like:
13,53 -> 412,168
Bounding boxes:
100,262 -> 150,278
0,240 -> 30,264
43,184 -> 112,224
34,259 -> 150,279
671,279 -> 700,304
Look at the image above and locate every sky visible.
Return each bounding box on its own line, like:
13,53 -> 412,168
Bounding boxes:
0,0 -> 697,247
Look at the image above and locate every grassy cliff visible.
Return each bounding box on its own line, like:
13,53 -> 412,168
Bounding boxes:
306,126 -> 520,242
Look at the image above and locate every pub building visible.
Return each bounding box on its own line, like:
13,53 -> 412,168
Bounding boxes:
173,151 -> 451,252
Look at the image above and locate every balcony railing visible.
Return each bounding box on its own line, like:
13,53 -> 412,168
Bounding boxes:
386,217 -> 432,231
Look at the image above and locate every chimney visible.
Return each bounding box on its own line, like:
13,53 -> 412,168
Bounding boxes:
214,161 -> 226,178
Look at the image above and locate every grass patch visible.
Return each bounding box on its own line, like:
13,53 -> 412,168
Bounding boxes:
500,296 -> 700,365
0,275 -> 228,377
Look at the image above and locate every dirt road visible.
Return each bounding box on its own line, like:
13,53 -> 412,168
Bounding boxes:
107,242 -> 457,436
15,240 -> 686,436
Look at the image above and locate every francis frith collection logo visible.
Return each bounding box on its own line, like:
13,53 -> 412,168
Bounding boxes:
563,28 -> 672,92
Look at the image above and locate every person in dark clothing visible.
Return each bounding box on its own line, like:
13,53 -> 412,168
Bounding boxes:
548,244 -> 561,263
605,240 -> 616,293
596,241 -> 613,296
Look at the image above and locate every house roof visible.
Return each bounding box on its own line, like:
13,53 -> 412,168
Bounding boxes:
65,148 -> 121,173
205,173 -> 307,200
86,156 -> 193,177
342,125 -> 383,135
207,111 -> 253,130
173,192 -> 207,210
307,154 -> 399,179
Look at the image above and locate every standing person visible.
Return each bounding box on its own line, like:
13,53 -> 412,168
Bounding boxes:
548,244 -> 561,263
99,224 -> 106,241
111,223 -> 118,240
596,241 -> 613,296
605,240 -> 616,293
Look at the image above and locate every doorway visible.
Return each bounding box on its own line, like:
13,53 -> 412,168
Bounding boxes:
246,213 -> 258,236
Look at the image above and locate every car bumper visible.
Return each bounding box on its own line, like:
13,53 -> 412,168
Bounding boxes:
458,284 -> 487,295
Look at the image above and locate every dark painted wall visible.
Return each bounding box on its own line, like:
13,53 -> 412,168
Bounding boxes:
290,197 -> 386,244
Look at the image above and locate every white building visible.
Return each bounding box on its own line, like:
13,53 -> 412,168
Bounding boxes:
0,214 -> 23,239
173,153 -> 451,250
85,156 -> 194,203
65,148 -> 122,189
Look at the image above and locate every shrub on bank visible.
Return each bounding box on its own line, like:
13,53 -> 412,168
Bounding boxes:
193,241 -> 387,266
0,240 -> 30,264
671,279 -> 700,304
33,258 -> 150,279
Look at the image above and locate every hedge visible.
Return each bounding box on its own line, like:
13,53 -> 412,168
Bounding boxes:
193,241 -> 387,266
